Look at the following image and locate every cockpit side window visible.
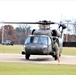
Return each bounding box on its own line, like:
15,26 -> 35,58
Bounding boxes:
25,37 -> 30,44
48,37 -> 51,45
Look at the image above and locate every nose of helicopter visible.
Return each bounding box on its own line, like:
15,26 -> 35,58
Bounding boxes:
25,44 -> 48,55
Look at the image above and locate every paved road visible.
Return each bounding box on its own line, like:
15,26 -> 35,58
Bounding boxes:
0,53 -> 76,65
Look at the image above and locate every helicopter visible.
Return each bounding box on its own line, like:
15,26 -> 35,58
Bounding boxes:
21,20 -> 66,60
0,20 -> 66,60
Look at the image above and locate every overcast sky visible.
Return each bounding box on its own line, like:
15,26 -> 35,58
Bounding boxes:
0,0 -> 76,30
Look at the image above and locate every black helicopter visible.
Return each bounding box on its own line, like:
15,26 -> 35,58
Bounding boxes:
21,20 -> 66,60
1,20 -> 66,60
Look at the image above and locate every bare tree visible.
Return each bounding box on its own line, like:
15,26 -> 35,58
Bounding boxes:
15,24 -> 31,44
73,21 -> 76,34
70,18 -> 76,34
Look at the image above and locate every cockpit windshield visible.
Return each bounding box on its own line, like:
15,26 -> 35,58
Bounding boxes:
25,36 -> 48,45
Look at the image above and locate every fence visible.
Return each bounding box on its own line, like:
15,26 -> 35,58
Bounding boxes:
63,42 -> 76,47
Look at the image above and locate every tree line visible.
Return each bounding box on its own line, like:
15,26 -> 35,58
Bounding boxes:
0,24 -> 31,44
0,23 -> 76,45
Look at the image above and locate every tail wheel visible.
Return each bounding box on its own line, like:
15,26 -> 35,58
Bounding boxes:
26,54 -> 30,60
53,42 -> 59,60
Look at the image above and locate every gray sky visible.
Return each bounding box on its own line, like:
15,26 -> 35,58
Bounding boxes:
0,0 -> 76,30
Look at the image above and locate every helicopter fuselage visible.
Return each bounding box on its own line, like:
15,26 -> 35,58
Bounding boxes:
22,20 -> 66,60
22,29 -> 63,59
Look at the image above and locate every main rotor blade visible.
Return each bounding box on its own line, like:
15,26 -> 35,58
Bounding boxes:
0,22 -> 39,24
0,22 -> 55,24
0,21 -> 75,25
54,22 -> 76,25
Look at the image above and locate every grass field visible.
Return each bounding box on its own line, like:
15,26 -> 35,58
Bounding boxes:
0,45 -> 76,75
0,62 -> 76,75
0,45 -> 23,54
0,45 -> 76,55
62,47 -> 76,55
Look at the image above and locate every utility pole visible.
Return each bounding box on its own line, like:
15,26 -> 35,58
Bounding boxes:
2,21 -> 4,43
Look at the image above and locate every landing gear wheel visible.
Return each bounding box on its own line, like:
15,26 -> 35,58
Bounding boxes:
25,54 -> 30,60
54,55 -> 57,60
